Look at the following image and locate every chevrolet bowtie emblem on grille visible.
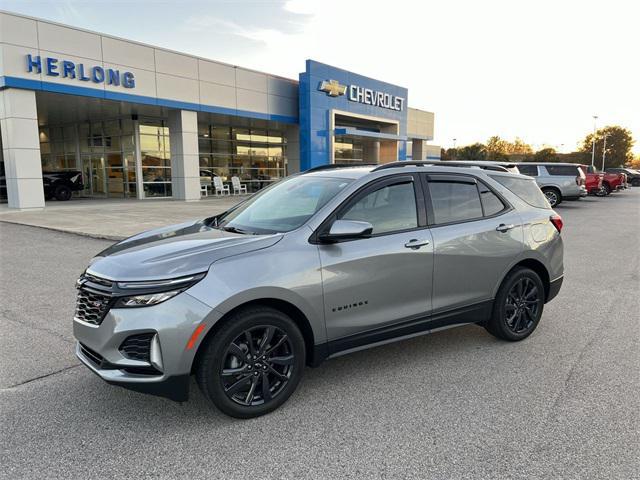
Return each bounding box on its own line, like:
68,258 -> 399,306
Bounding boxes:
319,79 -> 347,97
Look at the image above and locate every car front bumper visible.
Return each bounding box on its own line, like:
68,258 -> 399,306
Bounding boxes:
73,291 -> 220,402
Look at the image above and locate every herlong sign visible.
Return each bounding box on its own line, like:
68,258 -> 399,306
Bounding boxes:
26,54 -> 135,89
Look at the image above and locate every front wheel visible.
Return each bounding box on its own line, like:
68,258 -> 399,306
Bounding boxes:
485,267 -> 545,341
54,185 -> 72,201
196,306 -> 305,418
542,188 -> 561,207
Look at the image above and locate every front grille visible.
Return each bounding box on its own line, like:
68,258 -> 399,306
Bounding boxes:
75,288 -> 112,325
75,272 -> 115,326
119,333 -> 154,362
83,273 -> 114,289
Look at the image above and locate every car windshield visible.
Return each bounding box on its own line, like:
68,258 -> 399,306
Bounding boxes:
215,175 -> 353,234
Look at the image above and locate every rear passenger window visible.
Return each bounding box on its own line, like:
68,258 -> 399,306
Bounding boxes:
545,165 -> 579,176
518,164 -> 538,176
479,184 -> 506,216
428,181 -> 483,224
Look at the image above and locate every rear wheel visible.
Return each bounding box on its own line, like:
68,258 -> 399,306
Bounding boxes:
196,306 -> 305,418
485,267 -> 545,341
601,183 -> 612,195
542,188 -> 561,207
54,185 -> 72,201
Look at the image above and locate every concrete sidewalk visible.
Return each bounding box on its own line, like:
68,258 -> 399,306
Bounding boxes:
0,196 -> 247,240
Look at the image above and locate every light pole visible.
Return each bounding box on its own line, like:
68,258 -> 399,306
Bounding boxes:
591,115 -> 598,167
452,138 -> 457,159
601,134 -> 611,172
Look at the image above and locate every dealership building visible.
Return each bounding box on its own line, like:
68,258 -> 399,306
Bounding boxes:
0,11 -> 437,209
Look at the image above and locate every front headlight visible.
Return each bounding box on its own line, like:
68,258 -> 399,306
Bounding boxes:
113,273 -> 205,308
116,290 -> 182,307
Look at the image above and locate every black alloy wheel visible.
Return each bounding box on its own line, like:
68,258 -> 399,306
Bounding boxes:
220,326 -> 294,407
196,306 -> 305,418
504,277 -> 541,334
485,267 -> 545,341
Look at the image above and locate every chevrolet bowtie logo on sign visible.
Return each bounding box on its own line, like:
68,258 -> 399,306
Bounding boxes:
319,79 -> 347,97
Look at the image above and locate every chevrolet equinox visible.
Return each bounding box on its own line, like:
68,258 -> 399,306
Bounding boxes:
74,162 -> 564,418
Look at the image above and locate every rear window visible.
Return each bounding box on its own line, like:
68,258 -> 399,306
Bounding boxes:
489,175 -> 550,209
429,181 -> 483,224
518,164 -> 538,176
544,165 -> 580,176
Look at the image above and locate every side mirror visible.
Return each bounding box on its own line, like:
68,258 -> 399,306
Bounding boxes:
319,220 -> 373,243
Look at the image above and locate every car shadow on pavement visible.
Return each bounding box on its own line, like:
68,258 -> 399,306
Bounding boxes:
23,323 -> 516,426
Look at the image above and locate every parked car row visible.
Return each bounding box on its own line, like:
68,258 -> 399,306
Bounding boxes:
515,162 -> 635,207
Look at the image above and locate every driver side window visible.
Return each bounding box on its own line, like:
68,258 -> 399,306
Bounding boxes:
340,181 -> 418,235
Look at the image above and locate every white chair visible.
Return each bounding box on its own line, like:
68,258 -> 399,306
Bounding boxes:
200,184 -> 208,197
231,176 -> 248,195
213,177 -> 230,196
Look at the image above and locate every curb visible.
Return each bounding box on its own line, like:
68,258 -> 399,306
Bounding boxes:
0,219 -> 124,241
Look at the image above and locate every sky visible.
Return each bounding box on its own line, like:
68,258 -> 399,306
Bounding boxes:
2,0 -> 639,153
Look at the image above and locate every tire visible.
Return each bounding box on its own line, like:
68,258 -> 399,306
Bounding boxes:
54,185 -> 72,201
602,183 -> 612,195
542,188 -> 561,207
196,306 -> 306,418
485,267 -> 545,341
631,179 -> 640,187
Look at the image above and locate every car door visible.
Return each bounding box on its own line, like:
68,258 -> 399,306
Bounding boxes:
316,174 -> 433,343
424,173 -> 523,313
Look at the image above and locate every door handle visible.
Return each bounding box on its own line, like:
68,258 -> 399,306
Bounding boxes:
404,239 -> 430,249
496,223 -> 516,233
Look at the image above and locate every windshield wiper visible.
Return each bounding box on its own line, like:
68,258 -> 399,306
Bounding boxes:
220,225 -> 253,235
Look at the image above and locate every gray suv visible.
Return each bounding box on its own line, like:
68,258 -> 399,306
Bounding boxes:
516,162 -> 587,207
74,162 -> 564,418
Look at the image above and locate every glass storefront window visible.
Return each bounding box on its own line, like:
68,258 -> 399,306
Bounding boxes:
140,119 -> 172,198
197,121 -> 287,192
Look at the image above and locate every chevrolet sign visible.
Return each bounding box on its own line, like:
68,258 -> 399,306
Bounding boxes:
318,79 -> 404,112
348,85 -> 404,111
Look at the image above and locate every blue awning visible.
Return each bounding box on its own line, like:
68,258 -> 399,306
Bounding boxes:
334,127 -> 407,141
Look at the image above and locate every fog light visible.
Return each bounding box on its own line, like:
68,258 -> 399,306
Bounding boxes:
150,334 -> 163,372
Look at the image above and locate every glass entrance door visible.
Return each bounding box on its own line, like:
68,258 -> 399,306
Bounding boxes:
81,155 -> 107,197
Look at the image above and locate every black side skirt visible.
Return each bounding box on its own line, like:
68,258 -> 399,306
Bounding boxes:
311,300 -> 493,365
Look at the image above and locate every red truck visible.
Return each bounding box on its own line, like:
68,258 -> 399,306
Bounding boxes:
578,165 -> 604,195
579,165 -> 626,195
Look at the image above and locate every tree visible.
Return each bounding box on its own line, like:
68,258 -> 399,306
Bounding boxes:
506,137 -> 533,155
456,143 -> 487,160
630,154 -> 640,170
485,136 -> 509,161
533,147 -> 559,162
580,125 -> 635,169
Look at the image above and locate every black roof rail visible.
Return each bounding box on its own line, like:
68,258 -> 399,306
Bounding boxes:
304,163 -> 377,173
372,161 -> 509,173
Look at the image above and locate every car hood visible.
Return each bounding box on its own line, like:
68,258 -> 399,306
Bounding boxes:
87,219 -> 283,281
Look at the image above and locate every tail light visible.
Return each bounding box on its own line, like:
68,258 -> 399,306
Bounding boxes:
575,175 -> 584,186
550,214 -> 563,233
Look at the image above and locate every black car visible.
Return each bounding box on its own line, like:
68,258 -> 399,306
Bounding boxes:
0,164 -> 84,201
606,168 -> 640,187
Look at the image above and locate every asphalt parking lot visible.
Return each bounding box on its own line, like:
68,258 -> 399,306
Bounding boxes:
1,189 -> 639,479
